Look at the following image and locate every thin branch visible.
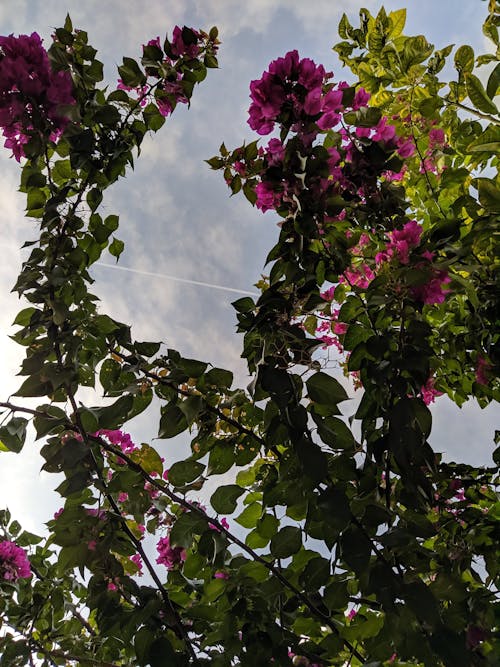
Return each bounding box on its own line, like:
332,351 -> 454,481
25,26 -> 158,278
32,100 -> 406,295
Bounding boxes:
444,97 -> 500,125
112,348 -> 268,451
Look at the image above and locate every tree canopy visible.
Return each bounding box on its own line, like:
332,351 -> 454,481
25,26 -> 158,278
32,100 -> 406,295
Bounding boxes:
0,4 -> 499,666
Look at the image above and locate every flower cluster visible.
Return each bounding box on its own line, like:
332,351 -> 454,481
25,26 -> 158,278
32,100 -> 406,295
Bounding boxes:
117,26 -> 217,119
0,32 -> 74,160
420,376 -> 443,405
0,540 -> 31,581
219,50 -> 421,224
248,49 -> 331,136
94,429 -> 137,454
156,535 -> 186,569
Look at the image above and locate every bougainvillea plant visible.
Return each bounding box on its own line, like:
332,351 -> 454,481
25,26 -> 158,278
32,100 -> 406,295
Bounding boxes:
0,5 -> 498,666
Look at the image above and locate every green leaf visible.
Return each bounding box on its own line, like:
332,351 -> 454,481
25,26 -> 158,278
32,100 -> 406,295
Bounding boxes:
340,525 -> 372,574
158,403 -> 188,438
109,237 -> 124,259
487,62 -> 500,99
257,513 -> 279,539
388,8 -> 406,38
299,556 -> 331,589
203,577 -> 226,602
13,307 -> 36,326
454,44 -> 475,73
15,374 -> 52,397
204,367 -> 233,388
118,56 -> 146,87
94,395 -> 134,429
232,297 -> 255,313
270,526 -> 302,559
476,177 -> 500,213
0,417 -> 28,453
93,105 -> 121,127
465,72 -> 498,114
168,460 -> 205,487
338,13 -> 352,40
99,358 -> 121,392
236,501 -> 261,529
143,103 -> 166,132
86,188 -> 103,212
169,511 -> 207,548
211,485 -> 244,514
26,188 -> 47,212
466,124 -> 500,152
307,372 -> 349,404
148,637 -> 177,667
130,443 -> 163,475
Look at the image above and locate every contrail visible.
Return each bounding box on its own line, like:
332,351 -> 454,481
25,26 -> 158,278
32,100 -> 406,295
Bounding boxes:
0,240 -> 259,297
95,262 -> 259,297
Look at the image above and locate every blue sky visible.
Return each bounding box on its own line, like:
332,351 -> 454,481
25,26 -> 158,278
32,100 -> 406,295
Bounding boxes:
0,0 -> 498,531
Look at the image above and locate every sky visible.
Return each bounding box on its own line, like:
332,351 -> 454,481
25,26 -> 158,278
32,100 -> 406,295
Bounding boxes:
0,0 -> 498,534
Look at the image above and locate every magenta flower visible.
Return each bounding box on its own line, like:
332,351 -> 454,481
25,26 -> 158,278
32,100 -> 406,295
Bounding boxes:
265,138 -> 285,166
255,181 -> 283,213
371,117 -> 396,143
429,127 -> 445,149
420,377 -> 443,405
156,535 -> 186,569
320,286 -> 336,301
0,32 -> 74,160
387,220 -> 422,264
475,356 -> 491,386
170,26 -> 200,59
412,269 -> 451,304
352,86 -> 370,109
130,553 -> 143,573
95,429 -> 137,454
0,540 -> 31,581
397,137 -> 415,158
248,50 -> 330,135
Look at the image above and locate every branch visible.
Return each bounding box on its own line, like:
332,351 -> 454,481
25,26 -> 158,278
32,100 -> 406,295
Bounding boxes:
92,435 -> 366,664
112,349 -> 269,451
444,97 -> 500,125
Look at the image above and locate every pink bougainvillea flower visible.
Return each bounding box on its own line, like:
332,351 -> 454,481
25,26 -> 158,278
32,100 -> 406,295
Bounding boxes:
429,127 -> 445,149
265,138 -> 285,166
412,269 -> 451,304
214,570 -> 229,580
0,540 -> 31,581
130,553 -> 143,573
0,32 -> 74,160
170,26 -> 200,59
340,264 -> 375,289
156,535 -> 186,569
248,50 -> 330,135
420,377 -> 443,405
255,181 -> 283,212
352,86 -> 370,109
94,429 -> 137,454
371,117 -> 396,143
320,285 -> 336,302
397,137 -> 415,158
475,355 -> 491,386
